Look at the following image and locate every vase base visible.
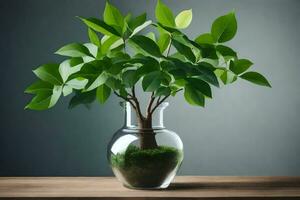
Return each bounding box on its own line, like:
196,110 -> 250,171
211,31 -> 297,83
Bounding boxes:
123,183 -> 169,190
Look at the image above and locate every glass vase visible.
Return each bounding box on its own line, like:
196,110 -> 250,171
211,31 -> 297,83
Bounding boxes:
107,102 -> 183,189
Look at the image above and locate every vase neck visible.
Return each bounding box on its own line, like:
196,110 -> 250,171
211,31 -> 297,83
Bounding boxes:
122,101 -> 168,129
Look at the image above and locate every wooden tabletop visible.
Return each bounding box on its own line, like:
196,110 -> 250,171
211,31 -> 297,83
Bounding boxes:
0,176 -> 300,199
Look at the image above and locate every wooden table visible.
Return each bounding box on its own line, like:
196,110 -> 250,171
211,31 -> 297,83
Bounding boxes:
0,176 -> 300,199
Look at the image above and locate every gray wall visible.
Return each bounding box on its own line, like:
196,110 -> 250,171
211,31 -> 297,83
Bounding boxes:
0,0 -> 299,176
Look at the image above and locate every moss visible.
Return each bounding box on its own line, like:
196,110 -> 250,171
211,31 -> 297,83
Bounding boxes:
111,145 -> 183,189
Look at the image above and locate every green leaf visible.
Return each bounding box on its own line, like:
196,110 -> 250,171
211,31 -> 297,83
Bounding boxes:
195,33 -> 216,45
25,86 -> 62,110
46,86 -> 62,108
161,60 -> 176,71
101,35 -> 121,54
164,58 -> 192,77
211,12 -> 237,43
122,15 -> 131,37
105,77 -> 122,90
157,32 -> 171,53
122,70 -> 139,87
25,80 -> 53,94
88,28 -> 101,46
78,17 -> 121,36
161,60 -> 187,80
201,58 -> 219,67
175,9 -> 192,29
119,87 -> 128,98
161,71 -> 172,85
76,60 -> 110,91
216,45 -> 237,58
170,84 -> 181,96
230,59 -> 253,75
107,62 -> 126,75
130,35 -> 162,57
197,61 -> 216,71
157,22 -> 179,34
146,32 -> 156,41
83,43 -> 99,58
62,85 -> 73,96
155,86 -> 171,97
59,58 -> 84,82
133,57 -> 160,77
128,13 -> 147,30
187,78 -> 212,98
196,44 -> 218,59
155,0 -> 175,27
66,77 -> 88,90
110,52 -> 130,65
169,69 -> 187,80
240,71 -> 271,87
220,70 -> 237,85
130,20 -> 152,37
169,52 -> 186,60
194,62 -> 219,87
173,79 -> 187,87
172,34 -> 196,62
214,68 -> 225,78
96,84 -> 111,104
86,72 -> 109,91
103,2 -> 124,31
184,84 -> 205,107
55,43 -> 93,57
33,63 -> 63,85
142,71 -> 162,92
108,38 -> 124,52
68,90 -> 96,109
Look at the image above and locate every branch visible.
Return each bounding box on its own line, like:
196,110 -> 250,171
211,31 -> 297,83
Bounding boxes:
175,88 -> 183,93
150,89 -> 183,115
113,91 -> 136,110
131,86 -> 144,120
156,96 -> 161,105
112,39 -> 141,114
132,86 -> 136,97
149,36 -> 175,114
147,36 -> 174,115
150,94 -> 170,115
146,92 -> 156,118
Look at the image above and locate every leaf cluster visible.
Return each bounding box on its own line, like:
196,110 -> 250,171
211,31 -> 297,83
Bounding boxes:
25,0 -> 271,111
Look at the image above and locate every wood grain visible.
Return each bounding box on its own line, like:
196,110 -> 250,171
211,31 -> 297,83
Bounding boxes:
0,176 -> 300,199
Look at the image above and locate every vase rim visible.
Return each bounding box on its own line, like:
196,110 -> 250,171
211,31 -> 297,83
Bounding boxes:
120,101 -> 169,109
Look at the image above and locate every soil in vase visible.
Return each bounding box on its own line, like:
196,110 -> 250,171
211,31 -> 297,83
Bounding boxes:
111,144 -> 183,189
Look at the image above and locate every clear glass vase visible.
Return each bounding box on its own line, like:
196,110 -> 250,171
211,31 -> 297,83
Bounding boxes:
107,102 -> 184,189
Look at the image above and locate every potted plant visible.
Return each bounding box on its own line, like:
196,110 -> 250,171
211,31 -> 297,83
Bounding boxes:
24,0 -> 271,189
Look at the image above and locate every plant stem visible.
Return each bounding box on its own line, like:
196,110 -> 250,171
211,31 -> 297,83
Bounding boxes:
146,92 -> 155,118
150,95 -> 170,115
113,91 -> 137,110
150,88 -> 183,115
114,35 -> 170,150
131,86 -> 144,120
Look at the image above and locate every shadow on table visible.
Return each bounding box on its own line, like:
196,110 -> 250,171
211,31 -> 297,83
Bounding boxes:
167,180 -> 300,191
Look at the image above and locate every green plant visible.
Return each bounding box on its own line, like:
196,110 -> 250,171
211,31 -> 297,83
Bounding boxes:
25,0 -> 271,149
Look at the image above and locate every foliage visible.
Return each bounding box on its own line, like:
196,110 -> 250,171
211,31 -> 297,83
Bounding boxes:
25,0 -> 271,115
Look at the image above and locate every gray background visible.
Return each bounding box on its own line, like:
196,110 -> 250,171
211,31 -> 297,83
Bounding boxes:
0,0 -> 299,176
